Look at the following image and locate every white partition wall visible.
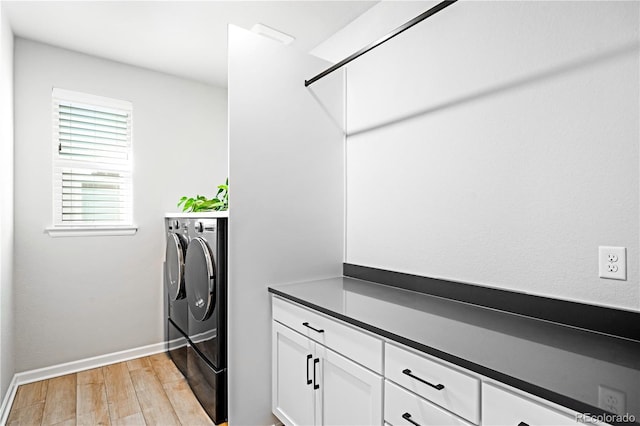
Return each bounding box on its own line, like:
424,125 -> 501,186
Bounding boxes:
227,25 -> 344,425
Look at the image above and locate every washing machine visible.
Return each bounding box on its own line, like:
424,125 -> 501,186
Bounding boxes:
164,218 -> 189,377
164,213 -> 228,424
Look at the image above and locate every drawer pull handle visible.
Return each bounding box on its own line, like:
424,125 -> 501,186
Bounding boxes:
402,369 -> 445,390
518,423 -> 530,426
402,412 -> 421,426
306,354 -> 312,385
302,322 -> 325,333
313,358 -> 320,390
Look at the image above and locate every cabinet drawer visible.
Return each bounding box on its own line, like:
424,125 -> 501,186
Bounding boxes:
272,297 -> 383,373
482,383 -> 579,426
385,343 -> 480,424
385,380 -> 472,426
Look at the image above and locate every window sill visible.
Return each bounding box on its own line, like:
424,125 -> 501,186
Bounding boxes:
45,226 -> 138,237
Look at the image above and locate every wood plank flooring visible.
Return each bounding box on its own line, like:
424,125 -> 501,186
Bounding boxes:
7,353 -> 221,426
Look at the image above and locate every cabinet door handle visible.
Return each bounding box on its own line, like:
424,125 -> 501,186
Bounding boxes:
302,322 -> 324,333
402,369 -> 445,390
313,358 -> 320,390
402,412 -> 421,426
306,354 -> 312,385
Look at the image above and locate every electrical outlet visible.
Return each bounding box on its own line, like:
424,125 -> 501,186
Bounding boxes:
598,385 -> 626,414
599,246 -> 626,280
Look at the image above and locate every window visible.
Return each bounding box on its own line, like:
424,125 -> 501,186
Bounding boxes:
48,88 -> 135,236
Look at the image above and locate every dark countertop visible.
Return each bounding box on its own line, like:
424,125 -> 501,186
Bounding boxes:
269,277 -> 640,425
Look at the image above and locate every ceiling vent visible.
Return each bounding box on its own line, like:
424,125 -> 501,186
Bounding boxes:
251,23 -> 295,45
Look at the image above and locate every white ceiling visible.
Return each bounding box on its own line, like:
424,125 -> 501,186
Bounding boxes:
3,0 -> 377,88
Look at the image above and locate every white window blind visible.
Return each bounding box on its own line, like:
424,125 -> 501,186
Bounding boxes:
52,88 -> 133,228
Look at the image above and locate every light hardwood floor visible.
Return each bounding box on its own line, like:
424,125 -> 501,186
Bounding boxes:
6,353 -> 224,426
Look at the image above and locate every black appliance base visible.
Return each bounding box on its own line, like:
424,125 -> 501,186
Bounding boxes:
186,345 -> 227,424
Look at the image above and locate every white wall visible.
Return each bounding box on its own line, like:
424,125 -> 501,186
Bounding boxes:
310,1 -> 431,63
228,25 -> 344,425
319,1 -> 640,310
13,38 -> 228,372
0,3 -> 15,398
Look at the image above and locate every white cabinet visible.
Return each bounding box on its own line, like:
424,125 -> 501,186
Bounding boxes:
482,383 -> 581,426
385,343 -> 480,424
316,344 -> 383,426
272,295 -> 593,426
272,321 -> 316,426
385,380 -> 473,426
272,298 -> 383,426
482,383 -> 579,426
385,342 -> 588,426
273,297 -> 383,373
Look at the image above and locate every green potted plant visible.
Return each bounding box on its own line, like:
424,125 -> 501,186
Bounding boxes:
177,178 -> 228,212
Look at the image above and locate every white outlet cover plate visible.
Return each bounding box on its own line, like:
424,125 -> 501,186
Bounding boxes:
598,385 -> 626,414
598,246 -> 627,280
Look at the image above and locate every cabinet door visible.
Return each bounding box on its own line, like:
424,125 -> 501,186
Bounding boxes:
385,343 -> 480,424
385,380 -> 472,426
482,383 -> 579,426
316,345 -> 383,426
273,321 -> 316,426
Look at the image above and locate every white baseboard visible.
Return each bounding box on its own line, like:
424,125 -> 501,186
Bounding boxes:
14,341 -> 168,385
0,340 -> 180,424
0,375 -> 18,426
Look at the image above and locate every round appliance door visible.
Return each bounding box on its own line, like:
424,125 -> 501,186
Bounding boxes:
165,233 -> 187,301
185,237 -> 216,321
